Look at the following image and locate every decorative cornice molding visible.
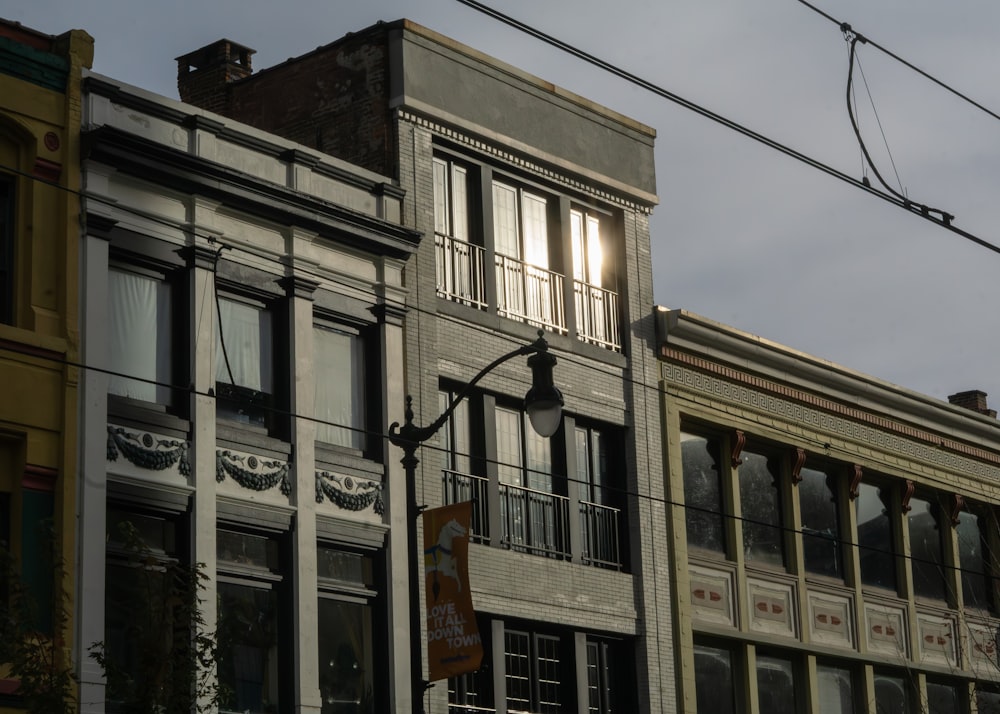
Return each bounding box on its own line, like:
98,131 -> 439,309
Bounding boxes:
178,243 -> 222,271
370,301 -> 408,326
400,110 -> 652,214
85,212 -> 118,240
661,355 -> 1000,484
278,275 -> 320,301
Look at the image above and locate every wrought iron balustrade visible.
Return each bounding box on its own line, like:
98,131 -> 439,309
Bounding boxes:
574,280 -> 621,351
499,482 -> 571,559
435,233 -> 487,309
580,500 -> 622,569
442,469 -> 490,543
495,255 -> 566,334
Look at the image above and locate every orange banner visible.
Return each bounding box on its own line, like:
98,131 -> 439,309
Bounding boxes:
423,501 -> 483,681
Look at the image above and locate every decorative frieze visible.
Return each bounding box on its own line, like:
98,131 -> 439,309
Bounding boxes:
747,578 -> 797,638
216,449 -> 290,495
807,591 -> 855,649
915,611 -> 958,668
315,471 -> 384,515
864,602 -> 908,658
688,564 -> 736,628
106,425 -> 190,474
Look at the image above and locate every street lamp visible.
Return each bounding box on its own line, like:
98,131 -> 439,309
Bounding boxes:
388,331 -> 563,712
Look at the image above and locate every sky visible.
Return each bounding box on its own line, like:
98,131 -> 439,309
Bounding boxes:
9,0 -> 1000,408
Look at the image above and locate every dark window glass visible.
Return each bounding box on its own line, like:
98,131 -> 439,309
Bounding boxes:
957,507 -> 993,611
873,671 -> 911,714
800,466 -> 842,578
816,663 -> 853,714
926,680 -> 962,714
756,653 -> 796,714
505,630 -> 531,711
318,598 -> 373,714
503,629 -> 564,713
217,530 -> 279,570
577,425 -> 623,569
681,432 -> 725,553
978,687 -> 1000,714
317,547 -> 371,586
217,581 -> 279,714
693,642 -> 735,714
857,482 -> 897,591
908,494 -> 946,600
535,634 -> 561,713
740,449 -> 784,567
440,390 -> 471,475
0,176 -> 13,325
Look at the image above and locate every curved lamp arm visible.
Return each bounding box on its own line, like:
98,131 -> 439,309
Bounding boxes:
388,330 -> 559,450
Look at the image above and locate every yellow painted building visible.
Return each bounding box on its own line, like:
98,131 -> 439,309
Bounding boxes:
0,18 -> 91,711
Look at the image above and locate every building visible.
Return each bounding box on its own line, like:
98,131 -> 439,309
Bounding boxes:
0,18 -> 92,712
175,20 -> 668,713
76,72 -> 420,712
657,307 -> 1000,713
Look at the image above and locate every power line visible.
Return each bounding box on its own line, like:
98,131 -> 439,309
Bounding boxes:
453,0 -> 1000,256
796,0 -> 1000,125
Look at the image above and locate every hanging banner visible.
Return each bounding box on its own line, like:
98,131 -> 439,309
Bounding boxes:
423,501 -> 483,681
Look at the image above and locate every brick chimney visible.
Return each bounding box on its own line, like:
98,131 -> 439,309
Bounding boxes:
176,39 -> 255,112
947,390 -> 997,418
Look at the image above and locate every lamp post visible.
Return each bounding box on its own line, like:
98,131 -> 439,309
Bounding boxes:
388,331 -> 563,713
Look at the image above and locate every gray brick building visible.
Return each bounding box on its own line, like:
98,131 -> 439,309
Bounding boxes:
176,20 -> 670,713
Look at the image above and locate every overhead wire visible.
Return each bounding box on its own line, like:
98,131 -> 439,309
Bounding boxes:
453,0 -> 1000,256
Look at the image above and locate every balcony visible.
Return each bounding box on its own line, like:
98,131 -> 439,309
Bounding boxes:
435,233 -> 487,309
495,255 -> 566,335
442,469 -> 622,568
574,281 -> 621,351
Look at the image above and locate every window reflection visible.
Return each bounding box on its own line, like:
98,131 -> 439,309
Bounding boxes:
739,450 -> 784,567
800,466 -> 841,578
681,432 -> 725,553
756,654 -> 796,714
693,643 -> 735,714
217,582 -> 279,714
873,671 -> 911,714
318,599 -> 373,714
957,507 -> 993,611
908,494 -> 946,600
856,483 -> 897,591
926,680 -> 961,714
816,663 -> 853,714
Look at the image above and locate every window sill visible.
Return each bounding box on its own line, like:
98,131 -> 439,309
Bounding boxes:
108,395 -> 190,439
216,422 -> 292,459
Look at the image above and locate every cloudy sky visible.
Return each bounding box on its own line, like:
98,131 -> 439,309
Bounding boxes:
10,0 -> 1000,407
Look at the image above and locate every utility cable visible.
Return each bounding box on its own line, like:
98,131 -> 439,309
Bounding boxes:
797,0 -> 1000,125
855,50 -> 904,196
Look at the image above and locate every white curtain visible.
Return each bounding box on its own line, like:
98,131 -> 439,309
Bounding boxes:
216,297 -> 272,392
108,269 -> 171,403
314,326 -> 364,449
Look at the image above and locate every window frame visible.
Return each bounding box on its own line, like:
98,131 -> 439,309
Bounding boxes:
855,477 -> 902,594
0,174 -> 14,325
312,319 -> 368,453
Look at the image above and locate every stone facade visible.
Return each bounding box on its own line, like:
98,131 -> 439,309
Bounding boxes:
176,19 -> 668,713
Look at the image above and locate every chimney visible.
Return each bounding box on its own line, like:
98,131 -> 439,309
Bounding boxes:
947,390 -> 997,418
176,39 -> 255,113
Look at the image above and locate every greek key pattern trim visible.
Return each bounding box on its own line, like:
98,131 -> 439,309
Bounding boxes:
662,358 -> 1000,483
216,450 -> 291,495
315,471 -> 384,515
106,425 -> 190,475
400,111 -> 651,214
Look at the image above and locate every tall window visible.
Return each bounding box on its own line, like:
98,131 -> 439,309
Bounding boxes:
317,546 -> 376,714
756,653 -> 796,714
856,482 -> 897,591
585,638 -> 633,713
109,267 -> 174,405
434,157 -> 484,307
505,630 -> 563,713
693,641 -> 735,714
577,424 -> 622,568
575,425 -> 609,505
495,405 -> 552,492
926,680 -> 962,714
434,157 -> 472,243
216,295 -> 274,427
493,182 -> 549,267
314,325 -> 365,450
739,448 -> 785,567
816,662 -> 854,714
799,465 -> 842,579
873,670 -> 912,714
908,493 -> 946,600
957,504 -> 995,611
681,431 -> 726,554
570,210 -> 603,289
0,176 -> 13,325
216,530 -> 283,714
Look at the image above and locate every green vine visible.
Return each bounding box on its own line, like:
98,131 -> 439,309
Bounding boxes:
216,450 -> 291,495
316,471 -> 384,515
106,426 -> 190,475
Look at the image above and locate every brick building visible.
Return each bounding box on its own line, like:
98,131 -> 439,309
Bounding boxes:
175,20 -> 668,713
658,307 -> 1000,713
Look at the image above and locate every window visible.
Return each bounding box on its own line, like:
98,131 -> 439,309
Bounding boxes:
739,448 -> 785,568
693,641 -> 735,714
873,670 -> 912,714
434,157 -> 484,307
448,619 -> 493,714
585,638 -> 633,714
681,431 -> 726,554
440,390 -> 488,541
314,325 -> 365,450
496,405 -> 567,556
108,267 -> 175,405
908,493 -> 946,600
856,481 -> 898,591
926,680 -> 963,714
505,630 -> 563,713
493,181 -> 563,331
217,530 -> 284,714
576,424 -> 622,568
799,464 -> 842,579
756,653 -> 797,714
317,546 -> 376,714
0,175 -> 13,325
816,662 -> 854,714
216,295 -> 274,428
571,208 -> 619,349
978,686 -> 1000,714
957,504 -> 996,611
